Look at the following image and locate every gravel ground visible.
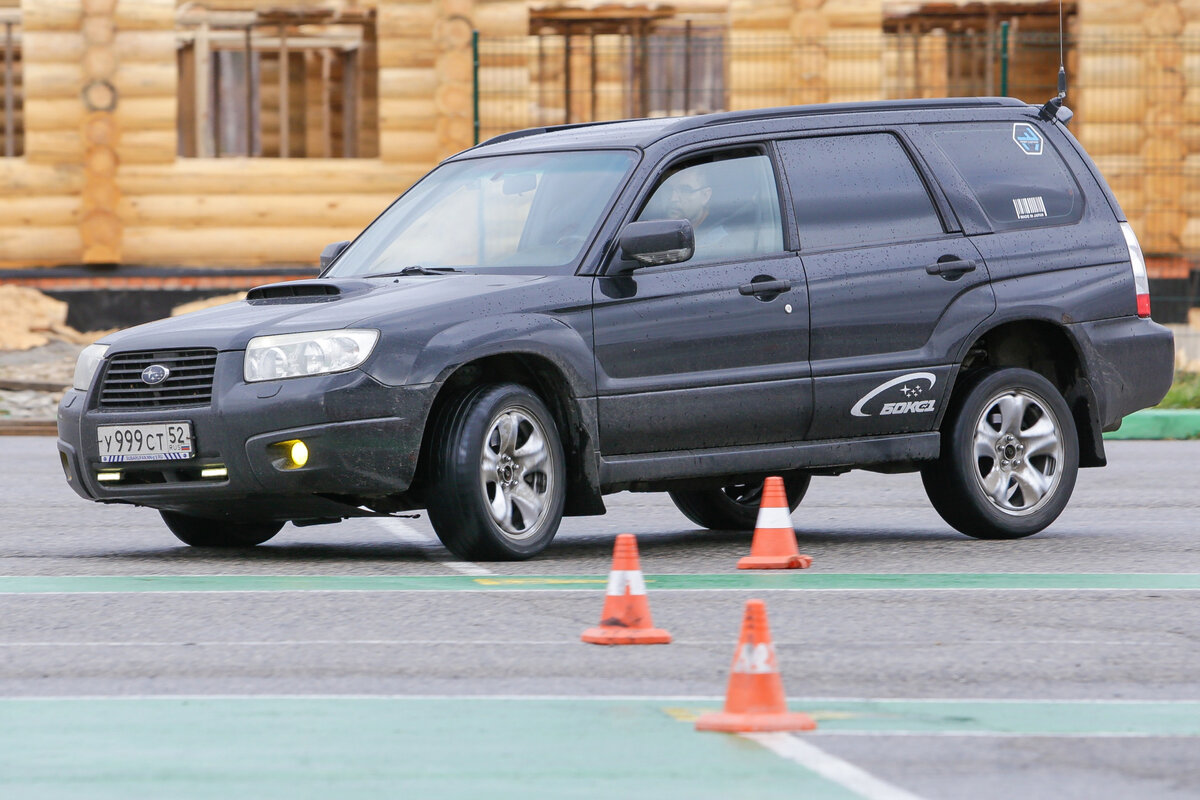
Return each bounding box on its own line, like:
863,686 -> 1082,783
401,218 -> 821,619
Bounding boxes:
0,341 -> 82,420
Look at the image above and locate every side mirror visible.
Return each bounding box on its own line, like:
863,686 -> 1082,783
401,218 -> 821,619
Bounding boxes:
618,219 -> 694,269
319,240 -> 351,270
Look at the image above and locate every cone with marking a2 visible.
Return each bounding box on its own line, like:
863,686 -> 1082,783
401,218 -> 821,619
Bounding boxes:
695,598 -> 816,732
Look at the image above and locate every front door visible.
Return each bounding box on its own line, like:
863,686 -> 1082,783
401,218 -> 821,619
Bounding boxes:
591,149 -> 811,455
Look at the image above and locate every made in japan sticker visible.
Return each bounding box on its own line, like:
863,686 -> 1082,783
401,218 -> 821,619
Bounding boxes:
1013,196 -> 1048,219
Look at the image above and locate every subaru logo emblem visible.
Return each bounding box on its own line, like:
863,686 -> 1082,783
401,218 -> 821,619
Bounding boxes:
141,364 -> 170,385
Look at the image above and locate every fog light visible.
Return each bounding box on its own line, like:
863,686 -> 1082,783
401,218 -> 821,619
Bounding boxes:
200,465 -> 228,479
96,470 -> 123,483
271,439 -> 309,469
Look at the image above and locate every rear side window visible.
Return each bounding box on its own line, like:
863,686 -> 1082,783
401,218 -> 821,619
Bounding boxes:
777,133 -> 944,251
931,122 -> 1082,229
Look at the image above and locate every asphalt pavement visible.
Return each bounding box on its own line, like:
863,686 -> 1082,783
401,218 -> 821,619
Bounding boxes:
1,436 -> 1198,799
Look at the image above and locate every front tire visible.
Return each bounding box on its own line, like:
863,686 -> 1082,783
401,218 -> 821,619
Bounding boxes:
669,475 -> 811,531
425,384 -> 566,560
161,511 -> 283,547
921,367 -> 1078,540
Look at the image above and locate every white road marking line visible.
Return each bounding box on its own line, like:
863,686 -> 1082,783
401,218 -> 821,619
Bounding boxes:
371,517 -> 493,576
8,693 -> 1200,702
744,732 -> 928,800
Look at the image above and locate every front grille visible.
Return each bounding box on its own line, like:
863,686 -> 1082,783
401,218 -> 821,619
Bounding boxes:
98,349 -> 218,409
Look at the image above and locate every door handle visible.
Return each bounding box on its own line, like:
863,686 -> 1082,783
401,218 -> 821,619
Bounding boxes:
738,278 -> 792,297
926,257 -> 977,279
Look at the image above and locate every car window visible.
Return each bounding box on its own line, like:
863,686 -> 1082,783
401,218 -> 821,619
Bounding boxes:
930,122 -> 1083,229
635,151 -> 784,263
777,133 -> 944,251
328,150 -> 636,275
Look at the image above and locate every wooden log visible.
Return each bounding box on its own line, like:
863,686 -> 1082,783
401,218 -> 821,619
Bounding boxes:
117,161 -> 420,196
1144,3 -> 1185,36
24,131 -> 83,164
1079,123 -> 1145,156
112,31 -> 176,63
23,98 -> 87,130
83,47 -> 118,82
117,193 -> 393,228
1143,136 -> 1187,165
1078,54 -> 1144,84
379,129 -> 440,163
21,0 -> 82,32
114,96 -> 176,128
1180,218 -> 1200,253
82,179 -> 121,214
0,162 -> 85,196
0,227 -> 83,265
437,49 -> 474,84
378,5 -> 438,40
80,208 -> 122,248
435,17 -> 474,50
1079,0 -> 1149,24
1080,88 -> 1147,123
122,226 -> 366,266
114,129 -> 177,164
377,44 -> 437,71
112,0 -> 174,31
21,33 -> 85,62
113,62 -> 177,98
380,97 -> 438,127
434,83 -> 473,115
0,196 -> 81,226
474,2 -> 529,36
83,112 -> 119,148
729,61 -> 797,93
379,67 -> 438,98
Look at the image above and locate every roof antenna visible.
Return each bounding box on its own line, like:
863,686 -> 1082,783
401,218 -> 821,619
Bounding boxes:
1039,0 -> 1071,123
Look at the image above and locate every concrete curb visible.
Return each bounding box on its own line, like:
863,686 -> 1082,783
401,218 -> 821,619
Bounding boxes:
1103,409 -> 1200,440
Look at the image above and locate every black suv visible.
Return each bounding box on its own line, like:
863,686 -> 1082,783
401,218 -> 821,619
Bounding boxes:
58,98 -> 1174,559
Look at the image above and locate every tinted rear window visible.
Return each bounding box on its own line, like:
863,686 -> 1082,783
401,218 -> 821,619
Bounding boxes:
931,122 -> 1082,229
777,133 -> 944,251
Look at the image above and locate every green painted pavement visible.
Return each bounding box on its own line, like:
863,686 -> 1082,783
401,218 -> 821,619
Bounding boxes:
1104,408 -> 1200,440
0,697 -> 860,800
1,572 -> 1199,594
2,697 -> 1197,800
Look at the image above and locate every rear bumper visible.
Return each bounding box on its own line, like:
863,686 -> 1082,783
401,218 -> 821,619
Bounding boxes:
1069,317 -> 1175,430
57,353 -> 434,521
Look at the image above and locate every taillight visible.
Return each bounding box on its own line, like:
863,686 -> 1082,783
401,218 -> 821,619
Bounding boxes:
1119,222 -> 1151,319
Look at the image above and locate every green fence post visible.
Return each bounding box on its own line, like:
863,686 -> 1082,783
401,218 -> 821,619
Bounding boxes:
472,30 -> 480,145
999,21 -> 1010,96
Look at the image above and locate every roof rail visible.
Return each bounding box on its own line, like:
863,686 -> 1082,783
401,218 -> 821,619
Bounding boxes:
476,118 -> 641,148
663,97 -> 1028,134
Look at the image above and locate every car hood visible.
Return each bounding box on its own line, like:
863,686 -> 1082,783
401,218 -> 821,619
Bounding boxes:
99,273 -> 555,352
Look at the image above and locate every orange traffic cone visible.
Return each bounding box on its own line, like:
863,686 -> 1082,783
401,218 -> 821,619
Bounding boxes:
737,476 -> 812,570
695,599 -> 816,732
581,534 -> 672,645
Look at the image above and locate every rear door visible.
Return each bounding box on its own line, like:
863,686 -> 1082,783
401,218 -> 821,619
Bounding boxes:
591,147 -> 811,455
776,131 -> 997,440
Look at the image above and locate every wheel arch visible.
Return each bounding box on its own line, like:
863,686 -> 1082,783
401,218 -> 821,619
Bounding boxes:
953,318 -> 1105,467
415,351 -> 605,516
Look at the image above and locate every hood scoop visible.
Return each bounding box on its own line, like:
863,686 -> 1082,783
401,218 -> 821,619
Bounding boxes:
246,279 -> 371,305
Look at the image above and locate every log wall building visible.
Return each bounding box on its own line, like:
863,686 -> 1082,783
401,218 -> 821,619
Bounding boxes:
0,0 -> 1196,292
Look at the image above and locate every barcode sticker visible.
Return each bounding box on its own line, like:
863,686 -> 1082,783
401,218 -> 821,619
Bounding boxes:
1013,196 -> 1048,219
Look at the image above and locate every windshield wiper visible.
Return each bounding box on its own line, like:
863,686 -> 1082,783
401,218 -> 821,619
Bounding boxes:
369,265 -> 460,278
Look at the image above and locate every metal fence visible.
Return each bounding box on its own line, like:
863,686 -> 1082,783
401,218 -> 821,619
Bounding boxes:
475,30 -> 1200,319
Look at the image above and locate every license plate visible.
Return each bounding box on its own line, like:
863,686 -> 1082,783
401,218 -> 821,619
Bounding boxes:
97,422 -> 194,462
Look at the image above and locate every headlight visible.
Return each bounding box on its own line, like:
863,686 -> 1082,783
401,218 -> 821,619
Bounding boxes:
243,329 -> 379,383
72,344 -> 109,391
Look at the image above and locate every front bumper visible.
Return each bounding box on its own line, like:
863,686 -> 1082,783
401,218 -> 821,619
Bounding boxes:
57,351 -> 435,521
1069,316 -> 1175,430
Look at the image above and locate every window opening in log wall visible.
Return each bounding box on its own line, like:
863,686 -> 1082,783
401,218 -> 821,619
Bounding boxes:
176,7 -> 377,158
1,9 -> 22,158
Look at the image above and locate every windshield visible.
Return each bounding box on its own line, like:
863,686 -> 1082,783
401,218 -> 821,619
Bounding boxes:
327,150 -> 637,277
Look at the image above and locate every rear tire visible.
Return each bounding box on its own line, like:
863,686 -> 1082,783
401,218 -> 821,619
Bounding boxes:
669,475 -> 811,531
921,367 -> 1078,540
161,511 -> 283,547
425,383 -> 566,560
